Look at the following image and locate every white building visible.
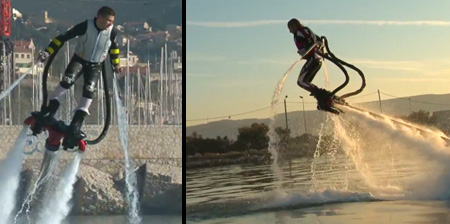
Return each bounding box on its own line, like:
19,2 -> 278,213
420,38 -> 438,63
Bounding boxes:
119,51 -> 139,67
12,8 -> 22,21
14,39 -> 35,74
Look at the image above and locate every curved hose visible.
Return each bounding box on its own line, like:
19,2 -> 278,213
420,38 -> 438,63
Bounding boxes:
331,56 -> 366,99
320,36 -> 366,99
40,51 -> 58,112
85,63 -> 111,145
40,51 -> 111,145
318,50 -> 349,96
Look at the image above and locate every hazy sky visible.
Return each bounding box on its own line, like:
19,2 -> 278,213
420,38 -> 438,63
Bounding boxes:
187,0 -> 450,126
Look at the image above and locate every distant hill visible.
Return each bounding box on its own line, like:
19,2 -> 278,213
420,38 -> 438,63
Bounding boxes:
186,93 -> 450,139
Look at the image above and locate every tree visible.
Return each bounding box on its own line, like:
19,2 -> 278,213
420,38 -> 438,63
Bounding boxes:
402,110 -> 436,126
186,133 -> 234,155
233,123 -> 269,151
186,132 -> 202,156
275,127 -> 290,141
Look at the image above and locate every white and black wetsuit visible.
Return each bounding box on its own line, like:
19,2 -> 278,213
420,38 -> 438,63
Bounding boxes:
293,26 -> 322,93
45,17 -> 120,114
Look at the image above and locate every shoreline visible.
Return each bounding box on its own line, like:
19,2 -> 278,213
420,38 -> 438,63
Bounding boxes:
186,148 -> 319,169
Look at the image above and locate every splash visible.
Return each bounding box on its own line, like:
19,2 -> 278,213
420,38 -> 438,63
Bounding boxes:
113,73 -> 142,224
332,115 -> 403,195
309,118 -> 327,192
267,59 -> 302,192
333,105 -> 450,200
36,152 -> 83,224
14,150 -> 61,224
0,126 -> 28,224
309,114 -> 342,192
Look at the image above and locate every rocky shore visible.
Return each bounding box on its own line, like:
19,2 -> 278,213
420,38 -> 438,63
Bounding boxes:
18,157 -> 182,216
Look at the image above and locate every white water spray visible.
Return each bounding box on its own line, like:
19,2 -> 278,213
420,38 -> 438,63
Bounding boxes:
332,115 -> 400,193
333,106 -> 450,200
14,151 -> 60,224
36,152 -> 82,224
0,126 -> 28,224
113,73 -> 142,224
309,115 -> 330,192
0,73 -> 29,102
267,59 -> 302,192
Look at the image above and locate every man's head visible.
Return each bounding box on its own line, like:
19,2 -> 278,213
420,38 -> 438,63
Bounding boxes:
287,18 -> 302,34
96,6 -> 115,29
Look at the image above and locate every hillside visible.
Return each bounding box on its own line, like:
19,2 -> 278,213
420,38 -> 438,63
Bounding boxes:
186,93 -> 450,139
11,0 -> 182,64
12,0 -> 182,26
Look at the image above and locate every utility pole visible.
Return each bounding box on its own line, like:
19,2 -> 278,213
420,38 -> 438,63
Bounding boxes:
228,116 -> 232,139
299,96 -> 307,134
378,89 -> 383,113
284,95 -> 289,131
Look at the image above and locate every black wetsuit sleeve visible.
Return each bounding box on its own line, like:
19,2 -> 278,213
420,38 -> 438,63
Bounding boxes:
109,27 -> 120,66
45,20 -> 88,55
303,27 -> 317,43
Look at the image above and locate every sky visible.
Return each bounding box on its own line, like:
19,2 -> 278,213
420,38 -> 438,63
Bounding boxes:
187,0 -> 450,126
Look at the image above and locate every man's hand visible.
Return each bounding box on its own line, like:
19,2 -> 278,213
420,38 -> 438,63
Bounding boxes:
297,49 -> 306,57
38,51 -> 50,63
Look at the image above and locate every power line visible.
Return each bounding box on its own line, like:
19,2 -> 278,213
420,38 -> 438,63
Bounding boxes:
188,91 -> 450,123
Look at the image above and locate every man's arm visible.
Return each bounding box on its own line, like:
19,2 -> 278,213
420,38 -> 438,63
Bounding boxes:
45,20 -> 88,56
301,27 -> 319,47
109,27 -> 121,72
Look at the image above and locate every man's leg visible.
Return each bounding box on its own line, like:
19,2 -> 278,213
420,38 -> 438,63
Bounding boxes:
297,57 -> 322,93
297,55 -> 336,111
46,56 -> 84,117
30,56 -> 83,135
63,63 -> 101,149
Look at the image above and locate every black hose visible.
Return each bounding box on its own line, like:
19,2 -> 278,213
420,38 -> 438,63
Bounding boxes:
85,63 -> 111,145
331,56 -> 366,99
40,51 -> 58,112
321,36 -> 366,99
318,51 -> 349,96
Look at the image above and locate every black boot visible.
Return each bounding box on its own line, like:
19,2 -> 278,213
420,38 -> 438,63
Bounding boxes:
311,88 -> 332,102
310,88 -> 339,113
30,99 -> 60,135
62,110 -> 87,150
45,99 -> 60,118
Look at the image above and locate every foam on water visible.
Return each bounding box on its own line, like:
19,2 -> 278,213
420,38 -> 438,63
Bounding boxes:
267,59 -> 302,192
